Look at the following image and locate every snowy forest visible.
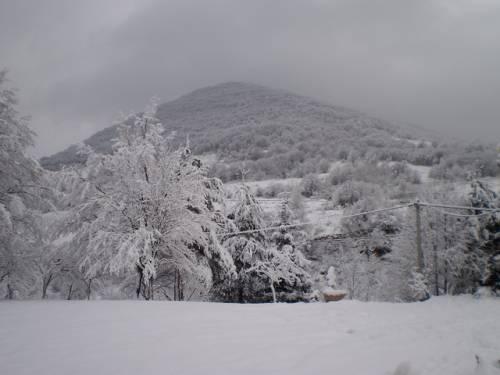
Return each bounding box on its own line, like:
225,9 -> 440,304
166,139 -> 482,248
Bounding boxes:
1,72 -> 499,304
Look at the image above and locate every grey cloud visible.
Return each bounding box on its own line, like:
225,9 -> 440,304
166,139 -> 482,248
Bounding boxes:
1,0 -> 499,156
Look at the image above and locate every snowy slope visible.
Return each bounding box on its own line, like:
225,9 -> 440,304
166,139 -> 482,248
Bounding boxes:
1,296 -> 499,375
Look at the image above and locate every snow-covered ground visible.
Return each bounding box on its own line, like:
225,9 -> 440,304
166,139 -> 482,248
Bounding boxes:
223,162 -> 339,197
407,164 -> 432,184
482,176 -> 499,194
303,199 -> 343,236
224,177 -> 302,197
1,296 -> 499,375
391,136 -> 433,148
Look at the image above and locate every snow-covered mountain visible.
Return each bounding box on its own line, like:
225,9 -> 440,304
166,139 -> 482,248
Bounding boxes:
40,82 -> 432,175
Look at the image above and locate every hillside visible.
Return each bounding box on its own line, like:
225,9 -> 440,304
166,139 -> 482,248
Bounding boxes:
41,82 -> 479,181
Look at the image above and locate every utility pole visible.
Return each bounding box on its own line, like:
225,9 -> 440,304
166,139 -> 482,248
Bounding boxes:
414,200 -> 424,273
443,214 -> 448,294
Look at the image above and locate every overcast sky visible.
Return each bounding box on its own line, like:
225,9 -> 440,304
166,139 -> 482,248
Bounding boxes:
1,0 -> 499,156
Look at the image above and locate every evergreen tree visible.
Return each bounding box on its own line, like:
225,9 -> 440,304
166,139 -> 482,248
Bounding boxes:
269,199 -> 312,302
220,185 -> 271,302
219,191 -> 312,303
463,180 -> 500,294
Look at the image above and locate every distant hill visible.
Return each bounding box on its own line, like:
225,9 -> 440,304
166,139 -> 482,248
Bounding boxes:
41,82 -> 445,180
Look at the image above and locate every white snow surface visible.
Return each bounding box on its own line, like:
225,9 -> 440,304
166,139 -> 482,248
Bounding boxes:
1,296 -> 499,375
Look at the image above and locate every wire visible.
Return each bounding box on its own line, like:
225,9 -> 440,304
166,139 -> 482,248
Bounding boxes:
219,216 -> 335,237
418,202 -> 500,212
219,203 -> 412,237
218,200 -> 497,238
314,233 -> 407,242
342,204 -> 412,219
425,206 -> 498,218
226,198 -> 285,202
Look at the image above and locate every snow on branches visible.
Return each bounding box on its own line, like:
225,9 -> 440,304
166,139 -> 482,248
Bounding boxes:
219,187 -> 311,302
0,71 -> 50,299
73,99 -> 234,299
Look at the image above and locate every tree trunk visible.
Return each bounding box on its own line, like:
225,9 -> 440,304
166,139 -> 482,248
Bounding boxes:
179,273 -> 183,300
187,288 -> 197,301
67,283 -> 73,300
173,271 -> 177,301
350,270 -> 356,300
270,280 -> 277,303
6,283 -> 13,300
174,269 -> 183,301
238,284 -> 244,303
86,278 -> 92,300
443,262 -> 449,294
136,269 -> 143,299
42,274 -> 53,299
433,243 -> 439,296
143,277 -> 153,301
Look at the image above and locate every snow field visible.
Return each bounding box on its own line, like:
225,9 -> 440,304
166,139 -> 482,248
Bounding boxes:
1,296 -> 499,375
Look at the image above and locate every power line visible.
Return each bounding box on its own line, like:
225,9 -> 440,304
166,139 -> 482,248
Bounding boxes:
219,203 -> 412,238
419,202 -> 499,212
226,198 -> 284,202
219,217 -> 332,238
425,206 -> 498,218
343,204 -> 412,219
315,233 -> 407,242
219,200 -> 498,238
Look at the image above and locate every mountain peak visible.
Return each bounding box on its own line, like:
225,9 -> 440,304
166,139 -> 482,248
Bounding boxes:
159,81 -> 299,110
182,81 -> 280,96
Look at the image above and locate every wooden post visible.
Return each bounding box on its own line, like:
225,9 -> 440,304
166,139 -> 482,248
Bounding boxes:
443,214 -> 448,294
415,200 -> 424,272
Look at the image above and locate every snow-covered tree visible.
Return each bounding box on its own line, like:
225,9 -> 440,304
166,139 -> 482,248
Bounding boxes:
0,71 -> 50,298
341,196 -> 403,238
416,185 -> 469,295
269,199 -> 312,301
334,240 -> 370,300
387,188 -> 463,300
68,100 -> 235,300
33,156 -> 108,299
246,248 -> 310,303
484,253 -> 500,295
219,189 -> 311,303
385,181 -> 499,300
219,185 -> 271,302
408,268 -> 430,301
463,180 -> 500,294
